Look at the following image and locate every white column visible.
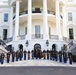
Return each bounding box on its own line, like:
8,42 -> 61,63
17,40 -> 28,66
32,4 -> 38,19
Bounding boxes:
15,0 -> 20,40
9,6 -> 13,38
62,5 -> 67,37
43,0 -> 49,40
56,0 -> 62,40
26,0 -> 32,40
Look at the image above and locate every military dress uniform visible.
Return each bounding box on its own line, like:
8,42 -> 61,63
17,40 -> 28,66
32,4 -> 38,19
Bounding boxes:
50,51 -> 52,60
55,51 -> 58,61
16,51 -> 19,61
36,50 -> 38,59
59,51 -> 62,62
52,51 -> 55,61
63,52 -> 67,63
24,50 -> 27,60
1,53 -> 5,64
12,51 -> 15,62
7,53 -> 10,63
19,50 -> 23,61
28,51 -> 30,60
43,50 -> 46,59
40,50 -> 42,59
0,54 -> 1,62
47,50 -> 49,60
68,52 -> 73,64
31,50 -> 34,59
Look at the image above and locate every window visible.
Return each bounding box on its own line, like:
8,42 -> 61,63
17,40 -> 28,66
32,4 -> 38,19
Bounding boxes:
3,29 -> 7,40
68,13 -> 72,21
25,27 -> 27,35
49,27 -> 51,35
35,25 -> 40,38
69,28 -> 74,39
4,13 -> 8,22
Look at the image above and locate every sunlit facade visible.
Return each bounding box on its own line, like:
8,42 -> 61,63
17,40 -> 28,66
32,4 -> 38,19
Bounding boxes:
0,0 -> 68,51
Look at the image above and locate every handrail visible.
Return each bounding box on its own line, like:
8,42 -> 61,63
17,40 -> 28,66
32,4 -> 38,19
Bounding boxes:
49,35 -> 59,40
4,37 -> 13,43
17,35 -> 25,40
32,34 -> 43,39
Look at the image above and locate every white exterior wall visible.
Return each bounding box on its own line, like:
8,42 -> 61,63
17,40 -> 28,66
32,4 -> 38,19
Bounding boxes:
66,2 -> 76,40
0,7 -> 10,39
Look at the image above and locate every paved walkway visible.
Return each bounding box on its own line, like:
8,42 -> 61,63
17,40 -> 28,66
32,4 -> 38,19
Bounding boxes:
0,67 -> 76,75
0,59 -> 76,67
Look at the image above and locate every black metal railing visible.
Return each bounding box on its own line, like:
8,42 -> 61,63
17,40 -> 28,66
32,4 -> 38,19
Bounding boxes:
17,35 -> 25,40
0,39 -> 7,48
4,37 -> 13,43
71,47 -> 76,54
63,37 -> 71,43
32,34 -> 43,39
49,35 -> 59,40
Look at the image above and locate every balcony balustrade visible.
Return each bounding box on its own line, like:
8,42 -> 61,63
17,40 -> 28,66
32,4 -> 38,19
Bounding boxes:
17,35 -> 25,40
13,9 -> 62,20
49,35 -> 59,40
63,37 -> 70,43
32,34 -> 43,39
4,37 -> 13,43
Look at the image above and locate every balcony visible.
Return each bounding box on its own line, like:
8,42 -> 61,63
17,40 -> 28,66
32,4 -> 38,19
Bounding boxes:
49,35 -> 59,40
32,34 -> 43,39
13,9 -> 63,20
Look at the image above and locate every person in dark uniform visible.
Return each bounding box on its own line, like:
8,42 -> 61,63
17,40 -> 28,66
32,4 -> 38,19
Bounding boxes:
63,51 -> 67,63
0,54 -> 1,62
1,53 -> 5,64
19,50 -> 23,61
68,52 -> 73,64
40,50 -> 42,59
24,50 -> 27,60
7,52 -> 10,63
43,50 -> 46,59
28,51 -> 30,60
47,50 -> 49,60
36,50 -> 38,59
12,51 -> 15,62
16,50 -> 19,61
55,51 -> 58,61
59,51 -> 62,62
31,50 -> 34,59
50,51 -> 52,60
52,51 -> 55,61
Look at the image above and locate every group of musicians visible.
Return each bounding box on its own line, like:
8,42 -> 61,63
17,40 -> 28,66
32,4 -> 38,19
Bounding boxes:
0,49 -> 73,65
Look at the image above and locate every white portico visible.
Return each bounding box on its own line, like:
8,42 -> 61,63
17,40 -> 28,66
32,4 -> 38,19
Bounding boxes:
5,0 -> 67,51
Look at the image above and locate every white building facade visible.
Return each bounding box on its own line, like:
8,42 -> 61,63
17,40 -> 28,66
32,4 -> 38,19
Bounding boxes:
66,0 -> 76,41
0,0 -> 68,51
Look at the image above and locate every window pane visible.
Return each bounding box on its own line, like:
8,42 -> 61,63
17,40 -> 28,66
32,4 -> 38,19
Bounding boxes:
49,27 -> 51,35
25,27 -> 27,35
3,29 -> 7,40
4,14 -> 8,22
69,28 -> 73,39
35,25 -> 40,34
35,25 -> 40,38
68,13 -> 72,21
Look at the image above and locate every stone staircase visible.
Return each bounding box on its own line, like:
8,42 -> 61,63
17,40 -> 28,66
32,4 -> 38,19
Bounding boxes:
0,59 -> 76,67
